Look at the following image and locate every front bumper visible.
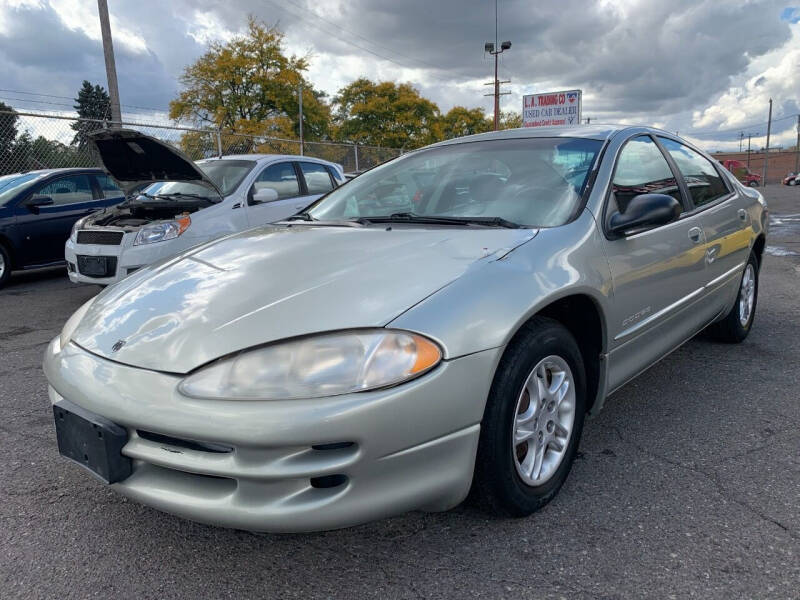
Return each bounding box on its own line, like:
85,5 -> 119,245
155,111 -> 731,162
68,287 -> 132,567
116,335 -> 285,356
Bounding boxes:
43,337 -> 501,532
65,234 -> 197,286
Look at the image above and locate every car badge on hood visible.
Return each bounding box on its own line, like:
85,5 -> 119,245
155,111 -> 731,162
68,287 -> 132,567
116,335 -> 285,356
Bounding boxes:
111,339 -> 126,353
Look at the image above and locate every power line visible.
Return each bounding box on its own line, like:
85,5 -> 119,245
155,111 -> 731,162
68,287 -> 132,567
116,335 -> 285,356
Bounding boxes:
278,0 -> 441,71
260,0 -> 457,82
0,89 -> 169,114
685,113 -> 798,137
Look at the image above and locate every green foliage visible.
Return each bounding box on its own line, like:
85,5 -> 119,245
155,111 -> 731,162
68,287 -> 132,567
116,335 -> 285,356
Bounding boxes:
0,101 -> 18,163
333,78 -> 440,149
70,80 -> 111,149
437,106 -> 492,139
169,17 -> 330,141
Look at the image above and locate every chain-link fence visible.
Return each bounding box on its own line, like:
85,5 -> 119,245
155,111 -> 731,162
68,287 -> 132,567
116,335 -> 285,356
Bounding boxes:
0,110 -> 402,177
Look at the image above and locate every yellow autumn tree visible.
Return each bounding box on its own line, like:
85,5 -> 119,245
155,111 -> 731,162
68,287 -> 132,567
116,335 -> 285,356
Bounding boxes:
169,18 -> 330,142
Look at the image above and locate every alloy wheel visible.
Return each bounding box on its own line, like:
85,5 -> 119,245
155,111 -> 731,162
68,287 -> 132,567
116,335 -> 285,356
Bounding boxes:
512,355 -> 576,486
738,263 -> 756,326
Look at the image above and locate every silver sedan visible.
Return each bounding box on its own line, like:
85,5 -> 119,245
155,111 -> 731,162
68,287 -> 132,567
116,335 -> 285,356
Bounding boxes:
44,125 -> 767,532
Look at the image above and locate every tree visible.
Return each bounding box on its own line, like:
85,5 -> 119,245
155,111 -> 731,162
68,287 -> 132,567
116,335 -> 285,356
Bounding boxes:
169,18 -> 330,140
333,79 -> 440,149
0,101 -> 18,169
499,111 -> 523,130
70,80 -> 111,149
436,106 -> 491,140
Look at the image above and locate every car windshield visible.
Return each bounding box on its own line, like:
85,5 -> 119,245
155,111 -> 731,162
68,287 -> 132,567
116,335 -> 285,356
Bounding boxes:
0,172 -> 48,206
308,137 -> 602,227
140,159 -> 256,199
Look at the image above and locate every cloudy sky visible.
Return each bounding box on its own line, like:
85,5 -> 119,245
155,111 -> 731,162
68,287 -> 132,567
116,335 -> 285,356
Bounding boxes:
1,0 -> 798,151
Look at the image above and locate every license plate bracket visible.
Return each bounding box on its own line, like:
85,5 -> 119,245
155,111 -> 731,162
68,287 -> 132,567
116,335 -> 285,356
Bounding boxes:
53,399 -> 132,484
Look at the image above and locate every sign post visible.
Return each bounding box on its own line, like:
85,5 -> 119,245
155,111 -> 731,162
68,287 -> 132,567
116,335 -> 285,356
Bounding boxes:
522,90 -> 582,129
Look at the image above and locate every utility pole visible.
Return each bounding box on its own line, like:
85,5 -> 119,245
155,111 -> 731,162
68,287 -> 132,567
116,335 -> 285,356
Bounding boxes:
795,114 -> 800,175
484,0 -> 511,131
298,82 -> 303,156
762,98 -> 772,187
739,131 -> 744,152
97,0 -> 121,126
747,133 -> 753,168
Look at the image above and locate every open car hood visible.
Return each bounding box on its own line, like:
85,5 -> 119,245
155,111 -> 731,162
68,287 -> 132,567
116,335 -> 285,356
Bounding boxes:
89,129 -> 223,197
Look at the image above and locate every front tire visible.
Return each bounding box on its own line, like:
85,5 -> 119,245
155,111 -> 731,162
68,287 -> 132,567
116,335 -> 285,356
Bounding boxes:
707,252 -> 759,343
0,243 -> 11,290
472,317 -> 586,517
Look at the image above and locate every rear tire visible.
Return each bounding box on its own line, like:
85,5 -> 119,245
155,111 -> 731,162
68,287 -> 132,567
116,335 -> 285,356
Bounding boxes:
472,317 -> 586,517
707,252 -> 759,343
0,243 -> 11,290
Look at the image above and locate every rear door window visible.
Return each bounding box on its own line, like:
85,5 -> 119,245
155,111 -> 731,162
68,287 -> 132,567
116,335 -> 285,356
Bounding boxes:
252,162 -> 300,200
35,175 -> 94,206
657,137 -> 729,207
299,162 -> 335,195
612,136 -> 681,213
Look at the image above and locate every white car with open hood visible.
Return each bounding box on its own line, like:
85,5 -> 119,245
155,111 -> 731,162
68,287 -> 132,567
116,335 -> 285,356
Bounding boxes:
65,129 -> 345,285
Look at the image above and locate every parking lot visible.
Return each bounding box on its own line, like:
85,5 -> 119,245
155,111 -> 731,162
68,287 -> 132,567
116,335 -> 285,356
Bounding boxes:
1,186 -> 798,599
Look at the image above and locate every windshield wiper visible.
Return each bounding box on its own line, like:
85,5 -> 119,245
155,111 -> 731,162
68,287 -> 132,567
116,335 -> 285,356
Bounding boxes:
361,212 -> 523,228
283,212 -> 315,221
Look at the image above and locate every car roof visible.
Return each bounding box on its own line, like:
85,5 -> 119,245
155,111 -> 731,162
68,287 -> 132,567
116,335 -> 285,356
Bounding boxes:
6,167 -> 104,177
426,124 -> 679,148
201,154 -> 339,165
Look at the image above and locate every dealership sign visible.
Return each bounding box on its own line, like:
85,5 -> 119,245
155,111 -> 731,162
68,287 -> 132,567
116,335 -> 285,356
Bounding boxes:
522,90 -> 582,128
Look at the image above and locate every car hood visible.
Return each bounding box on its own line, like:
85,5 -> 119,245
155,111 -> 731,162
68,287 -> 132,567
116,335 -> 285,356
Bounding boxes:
89,129 -> 223,197
70,224 -> 537,373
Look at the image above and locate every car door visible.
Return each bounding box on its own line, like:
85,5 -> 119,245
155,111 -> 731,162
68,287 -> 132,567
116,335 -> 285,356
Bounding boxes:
12,173 -> 99,266
656,137 -> 751,314
245,161 -> 306,227
602,135 -> 712,392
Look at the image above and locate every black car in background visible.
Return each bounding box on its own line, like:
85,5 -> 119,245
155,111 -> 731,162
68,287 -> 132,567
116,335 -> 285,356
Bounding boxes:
0,168 -> 125,289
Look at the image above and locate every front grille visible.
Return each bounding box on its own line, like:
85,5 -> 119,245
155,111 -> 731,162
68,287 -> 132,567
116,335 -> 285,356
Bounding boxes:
76,230 -> 124,245
76,255 -> 117,278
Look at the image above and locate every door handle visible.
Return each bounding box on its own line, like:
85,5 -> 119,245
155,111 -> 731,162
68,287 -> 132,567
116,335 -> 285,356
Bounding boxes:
295,205 -> 305,210
688,227 -> 703,244
737,209 -> 747,222
232,202 -> 242,209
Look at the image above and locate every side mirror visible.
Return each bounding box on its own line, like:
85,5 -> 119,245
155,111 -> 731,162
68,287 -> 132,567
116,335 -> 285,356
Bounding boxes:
26,196 -> 54,214
251,188 -> 279,204
609,193 -> 681,237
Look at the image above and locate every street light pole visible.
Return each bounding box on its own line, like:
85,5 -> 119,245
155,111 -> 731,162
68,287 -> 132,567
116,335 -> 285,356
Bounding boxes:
97,0 -> 121,126
484,0 -> 511,131
298,82 -> 304,156
484,41 -> 511,131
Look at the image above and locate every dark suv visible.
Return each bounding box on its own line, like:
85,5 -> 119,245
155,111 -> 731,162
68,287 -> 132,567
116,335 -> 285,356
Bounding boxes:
0,168 -> 125,289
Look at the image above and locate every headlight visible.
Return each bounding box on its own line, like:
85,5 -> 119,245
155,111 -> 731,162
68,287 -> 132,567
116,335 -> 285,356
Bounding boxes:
70,215 -> 90,243
134,216 -> 191,245
178,329 -> 442,400
59,298 -> 95,347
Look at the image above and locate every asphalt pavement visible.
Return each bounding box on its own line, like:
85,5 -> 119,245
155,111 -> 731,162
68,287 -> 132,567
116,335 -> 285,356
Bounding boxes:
1,186 -> 798,599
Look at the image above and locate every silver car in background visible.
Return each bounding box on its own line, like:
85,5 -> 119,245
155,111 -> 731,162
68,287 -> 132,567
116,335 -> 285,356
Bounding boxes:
44,125 -> 767,532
